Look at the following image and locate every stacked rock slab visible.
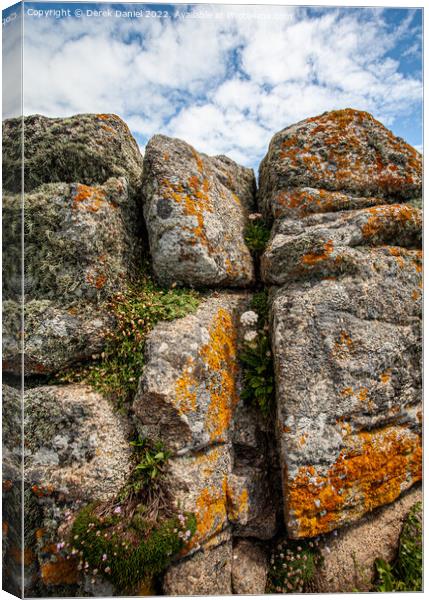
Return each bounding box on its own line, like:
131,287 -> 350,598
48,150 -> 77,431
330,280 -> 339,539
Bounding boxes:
260,109 -> 422,538
2,114 -> 143,375
142,134 -> 255,288
133,293 -> 278,594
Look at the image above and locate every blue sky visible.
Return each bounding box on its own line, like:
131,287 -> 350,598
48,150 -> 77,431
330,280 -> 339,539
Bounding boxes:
3,2 -> 423,169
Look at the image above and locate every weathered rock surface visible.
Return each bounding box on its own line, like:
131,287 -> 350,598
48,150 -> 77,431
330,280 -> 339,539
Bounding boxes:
261,110 -> 422,538
231,539 -> 268,594
2,122 -> 144,375
3,113 -> 143,194
259,109 -> 422,216
262,204 -> 422,284
133,293 -> 248,453
315,485 -> 422,592
142,134 -> 255,287
20,384 -> 133,593
163,541 -> 232,595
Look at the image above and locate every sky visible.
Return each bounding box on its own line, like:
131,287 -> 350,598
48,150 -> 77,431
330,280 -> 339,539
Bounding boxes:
2,2 -> 423,170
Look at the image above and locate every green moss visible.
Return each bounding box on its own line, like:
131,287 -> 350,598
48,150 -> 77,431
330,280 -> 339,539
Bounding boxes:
267,537 -> 322,593
373,501 -> 422,592
244,221 -> 271,254
57,275 -> 200,407
69,504 -> 196,592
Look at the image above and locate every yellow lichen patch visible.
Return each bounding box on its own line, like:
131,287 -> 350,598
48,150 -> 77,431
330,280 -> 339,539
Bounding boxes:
299,433 -> 308,447
41,557 -> 79,586
380,370 -> 392,384
226,482 -> 249,522
184,478 -> 228,551
287,424 -> 422,537
361,205 -> 419,240
73,184 -> 107,213
200,308 -> 240,442
302,240 -> 334,266
174,357 -> 198,415
333,331 -> 354,356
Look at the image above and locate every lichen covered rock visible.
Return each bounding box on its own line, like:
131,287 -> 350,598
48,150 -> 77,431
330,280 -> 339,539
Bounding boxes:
142,134 -> 255,287
315,485 -> 422,592
163,541 -> 232,595
262,205 -> 422,284
271,270 -> 422,537
259,109 -> 422,216
22,384 -> 133,593
133,293 -> 248,453
2,177 -> 142,375
3,113 -> 143,194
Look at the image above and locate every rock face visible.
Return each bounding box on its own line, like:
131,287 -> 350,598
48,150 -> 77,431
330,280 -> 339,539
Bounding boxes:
2,115 -> 144,375
259,108 -> 422,217
21,384 -> 132,593
133,293 -> 278,590
260,109 -> 422,538
231,539 -> 268,594
315,485 -> 422,592
2,113 -> 143,194
142,135 -> 255,288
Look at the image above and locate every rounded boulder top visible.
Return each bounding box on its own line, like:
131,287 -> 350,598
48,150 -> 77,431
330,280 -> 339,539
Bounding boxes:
259,108 -> 422,202
2,113 -> 143,194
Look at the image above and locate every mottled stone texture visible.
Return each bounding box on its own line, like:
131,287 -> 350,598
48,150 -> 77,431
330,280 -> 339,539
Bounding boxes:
315,486 -> 422,592
142,134 -> 255,287
259,108 -> 422,218
3,113 -> 143,194
21,384 -> 132,593
261,110 -> 423,538
133,293 -> 278,590
2,115 -> 144,375
231,539 -> 268,594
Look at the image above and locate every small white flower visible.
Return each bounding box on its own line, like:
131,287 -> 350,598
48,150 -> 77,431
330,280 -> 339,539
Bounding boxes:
240,311 -> 259,327
248,213 -> 263,221
244,330 -> 258,342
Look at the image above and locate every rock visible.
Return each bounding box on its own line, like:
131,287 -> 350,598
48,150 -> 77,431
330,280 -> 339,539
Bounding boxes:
163,541 -> 232,595
2,178 -> 142,376
133,293 -> 248,453
2,114 -> 143,194
20,384 -> 133,593
231,539 -> 268,594
259,109 -> 422,216
142,134 -> 255,287
315,485 -> 422,592
262,205 -> 422,285
271,272 -> 422,538
24,384 -> 132,500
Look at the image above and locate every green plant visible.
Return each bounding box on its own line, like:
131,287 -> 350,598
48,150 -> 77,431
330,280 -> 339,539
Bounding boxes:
57,275 -> 200,407
267,537 -> 322,593
244,221 -> 271,253
68,503 -> 196,592
250,289 -> 270,326
240,332 -> 274,417
373,501 -> 422,592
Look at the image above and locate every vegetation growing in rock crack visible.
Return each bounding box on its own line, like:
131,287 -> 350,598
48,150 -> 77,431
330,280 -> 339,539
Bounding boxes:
239,290 -> 275,417
56,273 -> 200,408
266,536 -> 323,593
244,213 -> 271,254
373,501 -> 422,592
62,436 -> 196,591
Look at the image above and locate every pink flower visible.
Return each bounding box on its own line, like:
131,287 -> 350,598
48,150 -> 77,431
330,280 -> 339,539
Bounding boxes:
113,506 -> 122,514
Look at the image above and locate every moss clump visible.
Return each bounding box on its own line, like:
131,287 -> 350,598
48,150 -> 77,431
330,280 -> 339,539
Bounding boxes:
266,537 -> 322,593
240,290 -> 275,417
374,501 -> 422,592
57,275 -> 200,407
244,220 -> 271,254
69,504 -> 196,592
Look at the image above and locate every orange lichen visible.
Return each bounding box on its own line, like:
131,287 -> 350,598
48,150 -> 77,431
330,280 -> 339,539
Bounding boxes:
174,357 -> 198,415
184,477 -> 228,551
380,370 -> 392,384
302,240 -> 334,265
361,205 -> 419,240
286,424 -> 422,537
226,483 -> 249,522
41,557 -> 79,586
201,308 -> 240,442
73,184 -> 107,213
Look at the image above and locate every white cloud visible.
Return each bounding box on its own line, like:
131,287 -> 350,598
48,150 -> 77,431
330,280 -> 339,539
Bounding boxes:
7,5 -> 421,169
